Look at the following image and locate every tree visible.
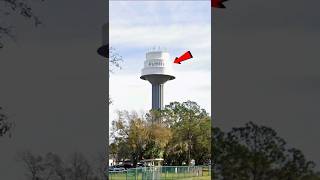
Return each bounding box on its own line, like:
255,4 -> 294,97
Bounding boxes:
1,0 -> 45,139
111,110 -> 149,166
110,101 -> 211,166
109,47 -> 122,74
0,106 -> 13,137
111,110 -> 173,166
107,47 -> 122,105
212,122 -> 317,180
162,101 -> 211,166
144,110 -> 172,159
65,152 -> 96,180
0,0 -> 44,49
43,152 -> 67,180
94,152 -> 108,180
18,151 -> 102,180
17,151 -> 46,180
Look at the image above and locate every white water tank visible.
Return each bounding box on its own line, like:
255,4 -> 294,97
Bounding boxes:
141,51 -> 175,80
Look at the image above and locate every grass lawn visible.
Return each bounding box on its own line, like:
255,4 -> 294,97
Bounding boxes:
182,176 -> 211,180
109,172 -> 210,180
109,166 -> 211,180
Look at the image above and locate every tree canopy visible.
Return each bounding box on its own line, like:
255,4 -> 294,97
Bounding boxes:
212,122 -> 318,180
110,101 -> 211,166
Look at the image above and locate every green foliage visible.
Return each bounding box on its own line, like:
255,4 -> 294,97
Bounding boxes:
111,101 -> 211,167
111,110 -> 173,166
212,122 -> 317,180
162,101 -> 211,166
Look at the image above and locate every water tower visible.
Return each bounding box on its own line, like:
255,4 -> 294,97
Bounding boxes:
97,23 -> 108,58
140,51 -> 175,110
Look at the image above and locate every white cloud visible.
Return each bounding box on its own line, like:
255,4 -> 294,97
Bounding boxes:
110,1 -> 211,26
110,24 -> 211,49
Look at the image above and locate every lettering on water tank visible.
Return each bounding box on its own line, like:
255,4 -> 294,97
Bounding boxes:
147,60 -> 165,67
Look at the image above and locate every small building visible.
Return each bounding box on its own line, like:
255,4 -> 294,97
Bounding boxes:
140,158 -> 164,167
109,159 -> 116,166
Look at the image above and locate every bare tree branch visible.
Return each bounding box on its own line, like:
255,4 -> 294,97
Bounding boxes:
0,106 -> 13,137
0,0 -> 44,49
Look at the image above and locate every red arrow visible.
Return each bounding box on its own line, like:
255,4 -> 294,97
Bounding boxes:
174,51 -> 193,64
212,0 -> 228,8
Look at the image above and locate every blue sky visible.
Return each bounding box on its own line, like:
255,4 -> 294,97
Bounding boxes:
109,1 -> 211,122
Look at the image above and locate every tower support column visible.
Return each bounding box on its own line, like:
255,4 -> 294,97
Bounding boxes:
152,83 -> 164,109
